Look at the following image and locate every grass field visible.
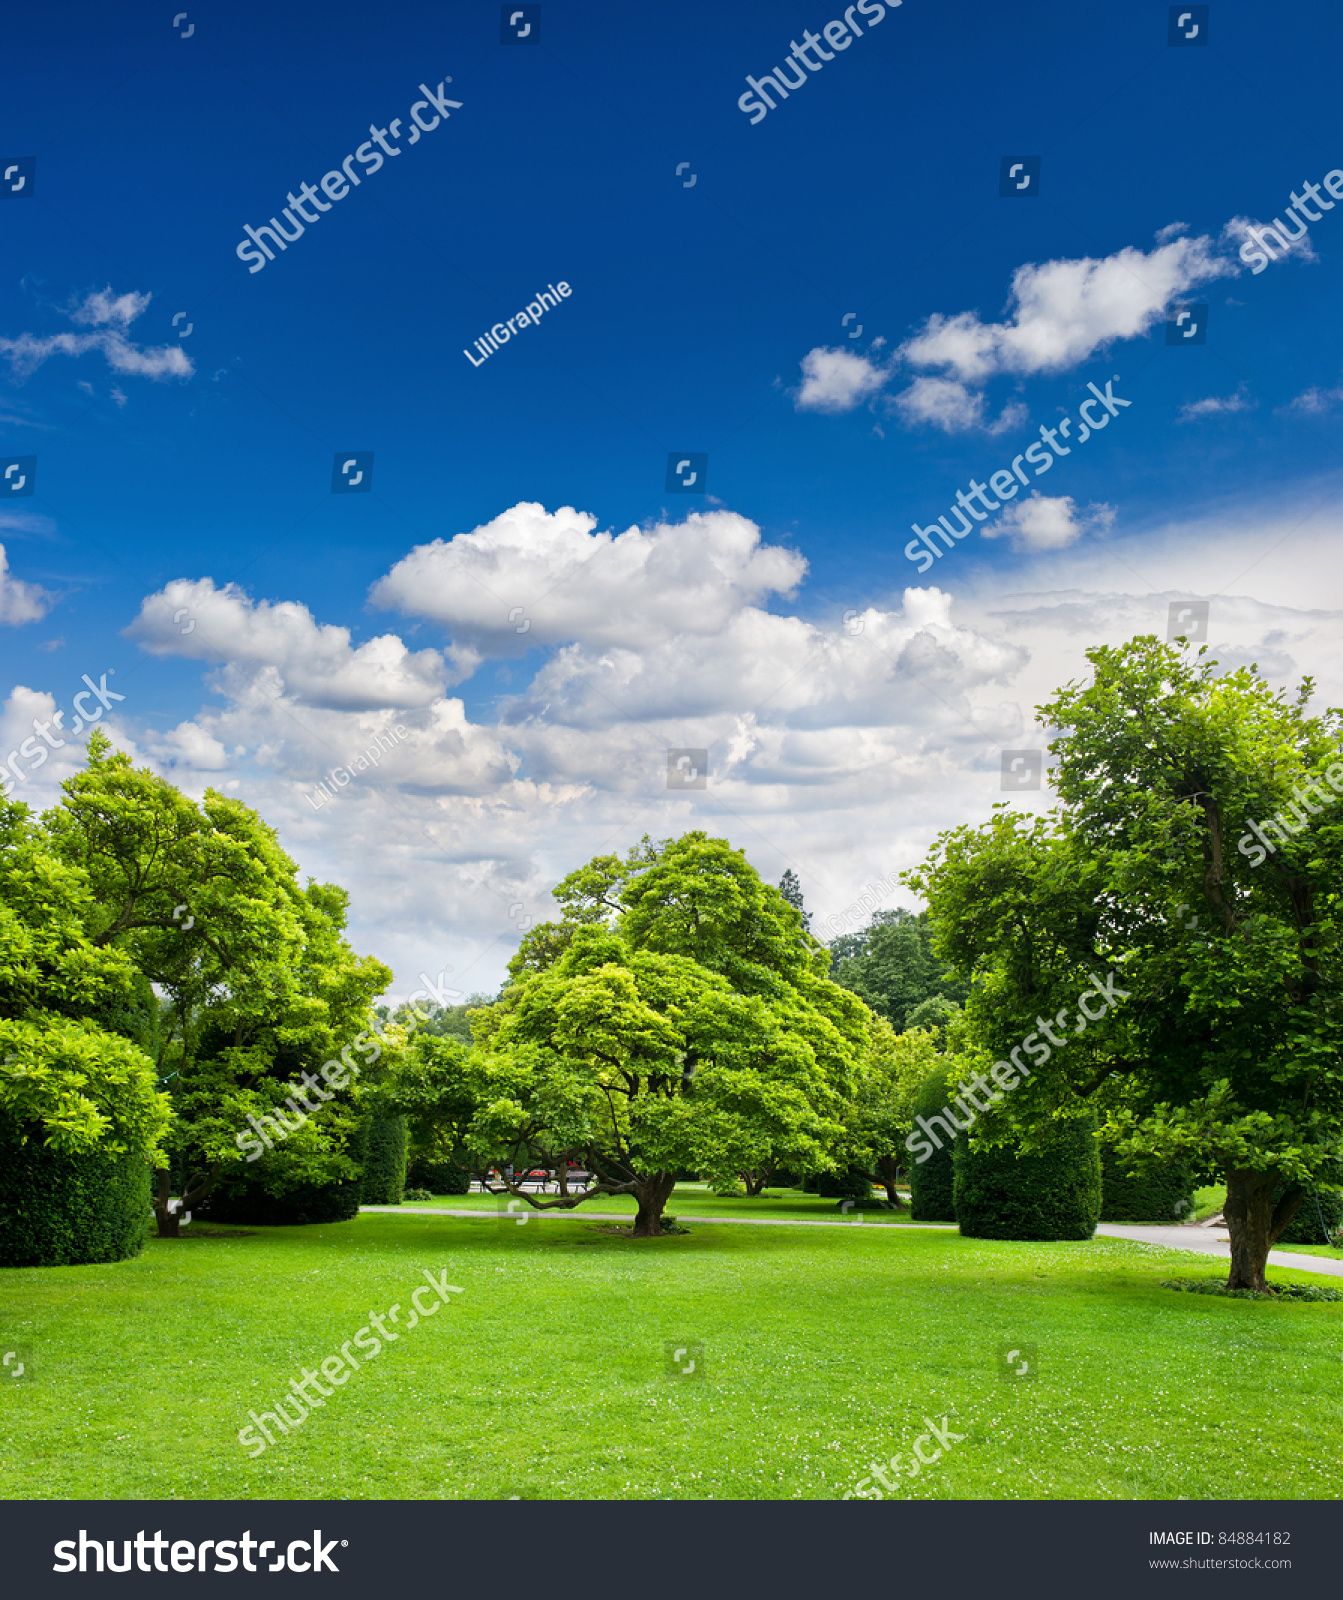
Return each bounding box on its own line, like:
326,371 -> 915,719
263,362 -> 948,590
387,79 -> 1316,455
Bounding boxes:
2,1209 -> 1340,1502
390,1181 -> 924,1225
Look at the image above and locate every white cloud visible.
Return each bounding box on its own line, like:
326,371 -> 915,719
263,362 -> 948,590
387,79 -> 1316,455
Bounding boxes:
0,286 -> 193,382
1281,385 -> 1343,415
792,346 -> 887,413
1221,214 -> 1318,267
126,577 -> 449,710
0,544 -> 51,624
890,378 -> 1027,435
898,234 -> 1228,389
103,494 -> 1343,1005
1178,388 -> 1255,421
370,502 -> 807,670
66,288 -> 152,329
982,493 -> 1115,554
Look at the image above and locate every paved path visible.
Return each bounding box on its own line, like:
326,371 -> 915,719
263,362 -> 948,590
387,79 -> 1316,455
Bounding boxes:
363,1205 -> 954,1231
363,1207 -> 1343,1278
1097,1223 -> 1343,1279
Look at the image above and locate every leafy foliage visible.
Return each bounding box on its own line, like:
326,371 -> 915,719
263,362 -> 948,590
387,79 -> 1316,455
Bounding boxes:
827,908 -> 968,1030
908,637 -> 1343,1289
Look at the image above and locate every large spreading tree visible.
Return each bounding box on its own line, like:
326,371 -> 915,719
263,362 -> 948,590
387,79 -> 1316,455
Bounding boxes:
389,832 -> 874,1234
907,637 -> 1343,1290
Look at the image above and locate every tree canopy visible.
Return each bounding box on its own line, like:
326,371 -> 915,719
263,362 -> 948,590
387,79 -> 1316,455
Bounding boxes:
907,637 -> 1343,1290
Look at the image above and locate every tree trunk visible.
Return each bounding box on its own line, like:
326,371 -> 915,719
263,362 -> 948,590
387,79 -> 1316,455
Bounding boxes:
877,1155 -> 908,1208
630,1172 -> 677,1237
742,1170 -> 768,1197
154,1169 -> 180,1239
1224,1169 -> 1303,1291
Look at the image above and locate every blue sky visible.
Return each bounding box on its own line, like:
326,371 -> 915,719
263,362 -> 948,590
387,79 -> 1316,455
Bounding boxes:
3,0 -> 1343,996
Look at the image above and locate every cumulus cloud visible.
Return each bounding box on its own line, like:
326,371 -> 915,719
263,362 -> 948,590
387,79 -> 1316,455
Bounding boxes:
1178,387 -> 1255,421
982,493 -> 1115,554
792,346 -> 888,413
897,234 -> 1228,390
126,577 -> 448,710
370,502 -> 807,672
0,286 -> 193,382
0,544 -> 51,624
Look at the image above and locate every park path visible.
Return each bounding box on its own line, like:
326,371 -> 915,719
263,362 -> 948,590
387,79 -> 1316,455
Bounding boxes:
362,1206 -> 1343,1277
1095,1222 -> 1343,1279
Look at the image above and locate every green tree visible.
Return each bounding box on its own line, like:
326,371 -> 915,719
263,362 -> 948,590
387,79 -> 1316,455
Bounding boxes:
0,794 -> 172,1262
45,733 -> 390,1236
779,868 -> 811,932
828,909 -> 968,1029
907,637 -> 1343,1290
392,833 -> 871,1235
844,1020 -> 942,1204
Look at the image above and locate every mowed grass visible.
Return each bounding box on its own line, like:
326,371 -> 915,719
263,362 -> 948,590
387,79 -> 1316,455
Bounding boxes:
1,1214 -> 1340,1501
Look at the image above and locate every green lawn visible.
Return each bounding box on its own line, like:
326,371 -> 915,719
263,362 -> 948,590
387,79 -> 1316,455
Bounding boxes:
1,1213 -> 1339,1501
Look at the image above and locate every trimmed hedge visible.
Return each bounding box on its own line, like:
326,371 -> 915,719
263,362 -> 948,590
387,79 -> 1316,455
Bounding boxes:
405,1157 -> 471,1195
954,1114 -> 1101,1241
201,1172 -> 364,1225
1273,1185 -> 1343,1246
0,1113 -> 150,1267
1100,1146 -> 1195,1222
909,1066 -> 958,1222
361,1113 -> 407,1205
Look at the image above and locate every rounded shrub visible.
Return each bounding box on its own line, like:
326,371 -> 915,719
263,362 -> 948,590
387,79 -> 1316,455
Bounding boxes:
0,1112 -> 150,1267
361,1113 -> 407,1205
1273,1185 -> 1343,1246
1099,1145 -> 1195,1222
909,1066 -> 958,1222
954,1113 -> 1101,1240
405,1157 -> 471,1195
